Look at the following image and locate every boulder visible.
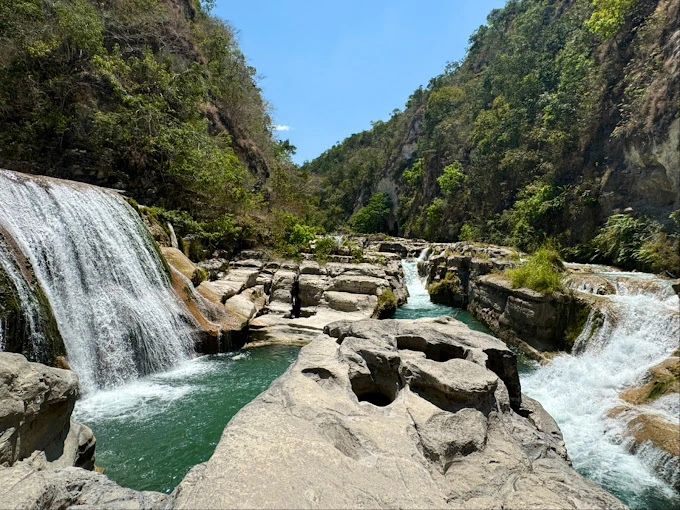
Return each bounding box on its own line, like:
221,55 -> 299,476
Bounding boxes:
0,453 -> 167,509
0,352 -> 93,469
161,247 -> 205,286
170,318 -> 623,510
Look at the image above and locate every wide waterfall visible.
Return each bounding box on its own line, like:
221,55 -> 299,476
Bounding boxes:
522,266 -> 680,508
0,170 -> 195,393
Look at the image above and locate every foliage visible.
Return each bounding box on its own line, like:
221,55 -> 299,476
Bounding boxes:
373,289 -> 398,319
507,247 -> 564,294
314,237 -> 337,264
288,224 -> 317,247
585,214 -> 680,276
427,271 -> 463,305
302,0 -> 677,276
145,207 -> 256,259
459,223 -> 481,242
403,159 -> 424,188
437,162 -> 465,197
586,0 -> 640,38
0,0 -> 311,255
350,193 -> 392,234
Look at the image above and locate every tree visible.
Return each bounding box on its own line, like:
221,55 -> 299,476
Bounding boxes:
350,193 -> 392,234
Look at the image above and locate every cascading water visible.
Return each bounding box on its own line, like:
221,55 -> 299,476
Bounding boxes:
522,266 -> 680,509
0,170 -> 195,393
394,252 -> 488,332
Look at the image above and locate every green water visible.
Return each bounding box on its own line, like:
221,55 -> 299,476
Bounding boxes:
73,346 -> 300,494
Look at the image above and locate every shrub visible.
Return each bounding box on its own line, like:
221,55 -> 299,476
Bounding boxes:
314,237 -> 337,264
288,224 -> 317,247
403,159 -> 423,188
350,193 -> 392,234
373,289 -> 398,319
428,271 -> 464,306
507,247 -> 564,294
459,223 -> 481,242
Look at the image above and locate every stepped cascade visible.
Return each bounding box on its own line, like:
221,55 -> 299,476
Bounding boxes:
522,266 -> 680,507
0,170 -> 195,393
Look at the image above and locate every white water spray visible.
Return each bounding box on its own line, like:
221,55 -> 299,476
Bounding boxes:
522,268 -> 680,506
0,170 -> 195,393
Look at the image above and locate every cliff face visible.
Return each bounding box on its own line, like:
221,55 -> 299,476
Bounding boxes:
304,0 -> 679,247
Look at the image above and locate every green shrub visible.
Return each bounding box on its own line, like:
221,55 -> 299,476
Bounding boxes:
288,224 -> 317,247
314,237 -> 337,264
459,223 -> 481,242
507,247 -> 564,294
373,289 -> 398,319
403,159 -> 423,188
350,193 -> 392,234
428,271 -> 464,305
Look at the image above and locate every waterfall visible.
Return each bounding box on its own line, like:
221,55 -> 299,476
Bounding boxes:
0,170 -> 195,393
522,267 -> 680,507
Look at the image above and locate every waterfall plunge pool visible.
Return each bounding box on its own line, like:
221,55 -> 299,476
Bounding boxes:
73,346 -> 300,494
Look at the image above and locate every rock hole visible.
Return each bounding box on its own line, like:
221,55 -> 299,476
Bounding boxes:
350,372 -> 399,407
395,335 -> 467,362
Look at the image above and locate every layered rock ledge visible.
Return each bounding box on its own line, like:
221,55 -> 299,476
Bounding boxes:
169,318 -> 625,509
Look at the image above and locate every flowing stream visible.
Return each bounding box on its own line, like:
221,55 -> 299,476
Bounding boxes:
521,267 -> 680,509
0,170 -> 195,392
399,256 -> 679,509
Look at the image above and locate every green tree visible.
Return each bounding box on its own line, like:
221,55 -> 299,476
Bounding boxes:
437,162 -> 465,197
586,0 -> 640,38
350,193 -> 392,234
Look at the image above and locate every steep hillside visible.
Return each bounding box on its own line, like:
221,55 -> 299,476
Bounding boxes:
304,0 -> 679,273
0,0 -> 306,219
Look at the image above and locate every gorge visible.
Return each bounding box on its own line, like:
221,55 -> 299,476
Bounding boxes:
1,177 -> 678,507
1,0 -> 679,508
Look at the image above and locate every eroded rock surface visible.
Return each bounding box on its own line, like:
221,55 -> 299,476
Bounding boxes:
170,318 -> 624,509
0,352 -> 167,509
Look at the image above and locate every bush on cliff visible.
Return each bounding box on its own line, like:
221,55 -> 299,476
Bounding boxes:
507,247 -> 564,294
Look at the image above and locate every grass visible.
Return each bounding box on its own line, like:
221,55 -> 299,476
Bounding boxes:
506,247 -> 564,294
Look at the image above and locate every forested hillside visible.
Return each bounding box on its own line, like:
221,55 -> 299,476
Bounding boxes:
0,0 -> 315,254
304,0 -> 679,274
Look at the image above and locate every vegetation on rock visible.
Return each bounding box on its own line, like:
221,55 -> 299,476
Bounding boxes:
507,248 -> 564,294
427,271 -> 464,306
0,0 -> 315,258
373,289 -> 398,319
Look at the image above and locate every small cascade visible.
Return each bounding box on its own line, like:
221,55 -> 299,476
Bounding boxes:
0,170 -> 195,393
522,267 -> 680,508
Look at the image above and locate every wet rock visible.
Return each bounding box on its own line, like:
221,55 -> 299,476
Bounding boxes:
161,247 -> 206,286
0,453 -> 167,510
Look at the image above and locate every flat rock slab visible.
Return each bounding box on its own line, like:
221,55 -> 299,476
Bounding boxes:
170,318 -> 625,509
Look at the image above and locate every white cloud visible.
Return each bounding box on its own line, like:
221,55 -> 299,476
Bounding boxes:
274,125 -> 291,132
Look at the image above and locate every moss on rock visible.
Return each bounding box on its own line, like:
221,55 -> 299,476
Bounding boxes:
428,271 -> 465,307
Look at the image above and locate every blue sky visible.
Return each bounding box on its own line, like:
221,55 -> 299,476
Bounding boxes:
213,1 -> 508,164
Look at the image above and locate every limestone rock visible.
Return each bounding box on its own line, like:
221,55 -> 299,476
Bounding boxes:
0,352 -> 83,467
161,247 -> 205,286
170,319 -> 623,509
0,453 -> 167,510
